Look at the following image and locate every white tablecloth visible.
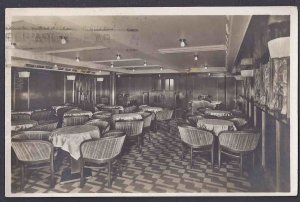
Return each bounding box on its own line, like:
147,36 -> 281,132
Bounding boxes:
112,113 -> 142,121
11,120 -> 38,132
63,109 -> 93,118
140,106 -> 163,113
11,111 -> 34,116
197,119 -> 236,136
50,125 -> 100,160
204,109 -> 232,118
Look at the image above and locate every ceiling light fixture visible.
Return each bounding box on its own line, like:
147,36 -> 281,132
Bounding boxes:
76,57 -> 80,62
144,60 -> 147,66
204,66 -> 208,70
110,62 -> 114,68
194,54 -> 198,61
116,54 -> 121,60
179,39 -> 187,47
60,36 -> 67,45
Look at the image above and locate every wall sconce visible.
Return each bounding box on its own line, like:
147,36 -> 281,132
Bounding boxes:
18,71 -> 30,78
240,58 -> 253,66
268,37 -> 290,59
67,75 -> 76,81
234,75 -> 245,80
97,77 -> 104,82
241,70 -> 254,77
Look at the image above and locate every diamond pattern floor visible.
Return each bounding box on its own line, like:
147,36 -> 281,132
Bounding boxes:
11,128 -> 265,193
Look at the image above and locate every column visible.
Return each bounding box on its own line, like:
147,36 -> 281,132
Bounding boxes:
261,111 -> 267,169
275,120 -> 282,191
63,75 -> 66,104
110,72 -> 116,105
253,105 -> 257,128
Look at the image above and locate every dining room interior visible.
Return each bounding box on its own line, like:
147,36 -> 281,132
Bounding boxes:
6,10 -> 295,195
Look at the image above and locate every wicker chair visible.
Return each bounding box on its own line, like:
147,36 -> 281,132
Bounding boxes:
79,135 -> 126,187
178,125 -> 214,169
29,120 -> 58,132
30,109 -> 53,123
12,131 -> 51,141
11,114 -> 31,121
84,119 -> 110,138
186,115 -> 204,127
92,111 -> 112,122
156,109 -> 173,132
174,108 -> 186,119
218,131 -> 261,176
11,139 -> 54,190
62,116 -> 90,127
115,120 -> 144,152
229,117 -> 248,130
123,105 -> 138,113
140,112 -> 152,142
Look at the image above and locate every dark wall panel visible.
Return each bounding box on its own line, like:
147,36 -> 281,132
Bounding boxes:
12,68 -> 64,110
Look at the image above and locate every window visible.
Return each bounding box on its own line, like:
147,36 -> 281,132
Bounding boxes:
165,78 -> 174,90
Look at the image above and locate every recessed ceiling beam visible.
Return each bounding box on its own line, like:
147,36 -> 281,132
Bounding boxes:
158,44 -> 226,54
91,58 -> 143,63
43,46 -> 107,54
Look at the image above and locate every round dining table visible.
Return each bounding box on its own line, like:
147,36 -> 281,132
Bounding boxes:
11,119 -> 38,132
50,125 -> 100,183
196,118 -> 236,136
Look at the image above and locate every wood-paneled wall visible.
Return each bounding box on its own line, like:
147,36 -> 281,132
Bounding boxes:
116,74 -> 236,109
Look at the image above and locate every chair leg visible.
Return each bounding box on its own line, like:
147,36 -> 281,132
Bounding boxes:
80,160 -> 85,188
137,137 -> 142,153
181,143 -> 184,160
50,160 -> 54,188
211,146 -> 214,168
148,131 -> 152,142
240,153 -> 243,176
118,158 -> 123,177
218,147 -> 221,169
108,161 -> 112,187
190,147 -> 193,169
20,163 -> 25,191
252,152 -> 255,169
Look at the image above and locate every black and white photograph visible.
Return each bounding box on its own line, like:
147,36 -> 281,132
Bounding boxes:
4,7 -> 298,197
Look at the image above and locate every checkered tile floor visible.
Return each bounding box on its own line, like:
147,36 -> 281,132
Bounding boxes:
11,126 -> 265,193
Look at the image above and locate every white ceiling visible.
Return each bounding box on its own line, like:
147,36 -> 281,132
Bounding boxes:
10,15 -> 250,75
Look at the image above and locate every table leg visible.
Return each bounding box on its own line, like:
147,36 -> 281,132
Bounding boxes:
60,157 -> 92,184
71,157 -> 81,173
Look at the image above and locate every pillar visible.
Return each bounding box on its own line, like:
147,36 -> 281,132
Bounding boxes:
261,111 -> 267,169
110,72 -> 116,105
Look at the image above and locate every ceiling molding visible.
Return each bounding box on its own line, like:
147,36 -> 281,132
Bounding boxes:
10,49 -> 132,74
43,46 -> 107,54
11,60 -> 110,75
158,45 -> 226,54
